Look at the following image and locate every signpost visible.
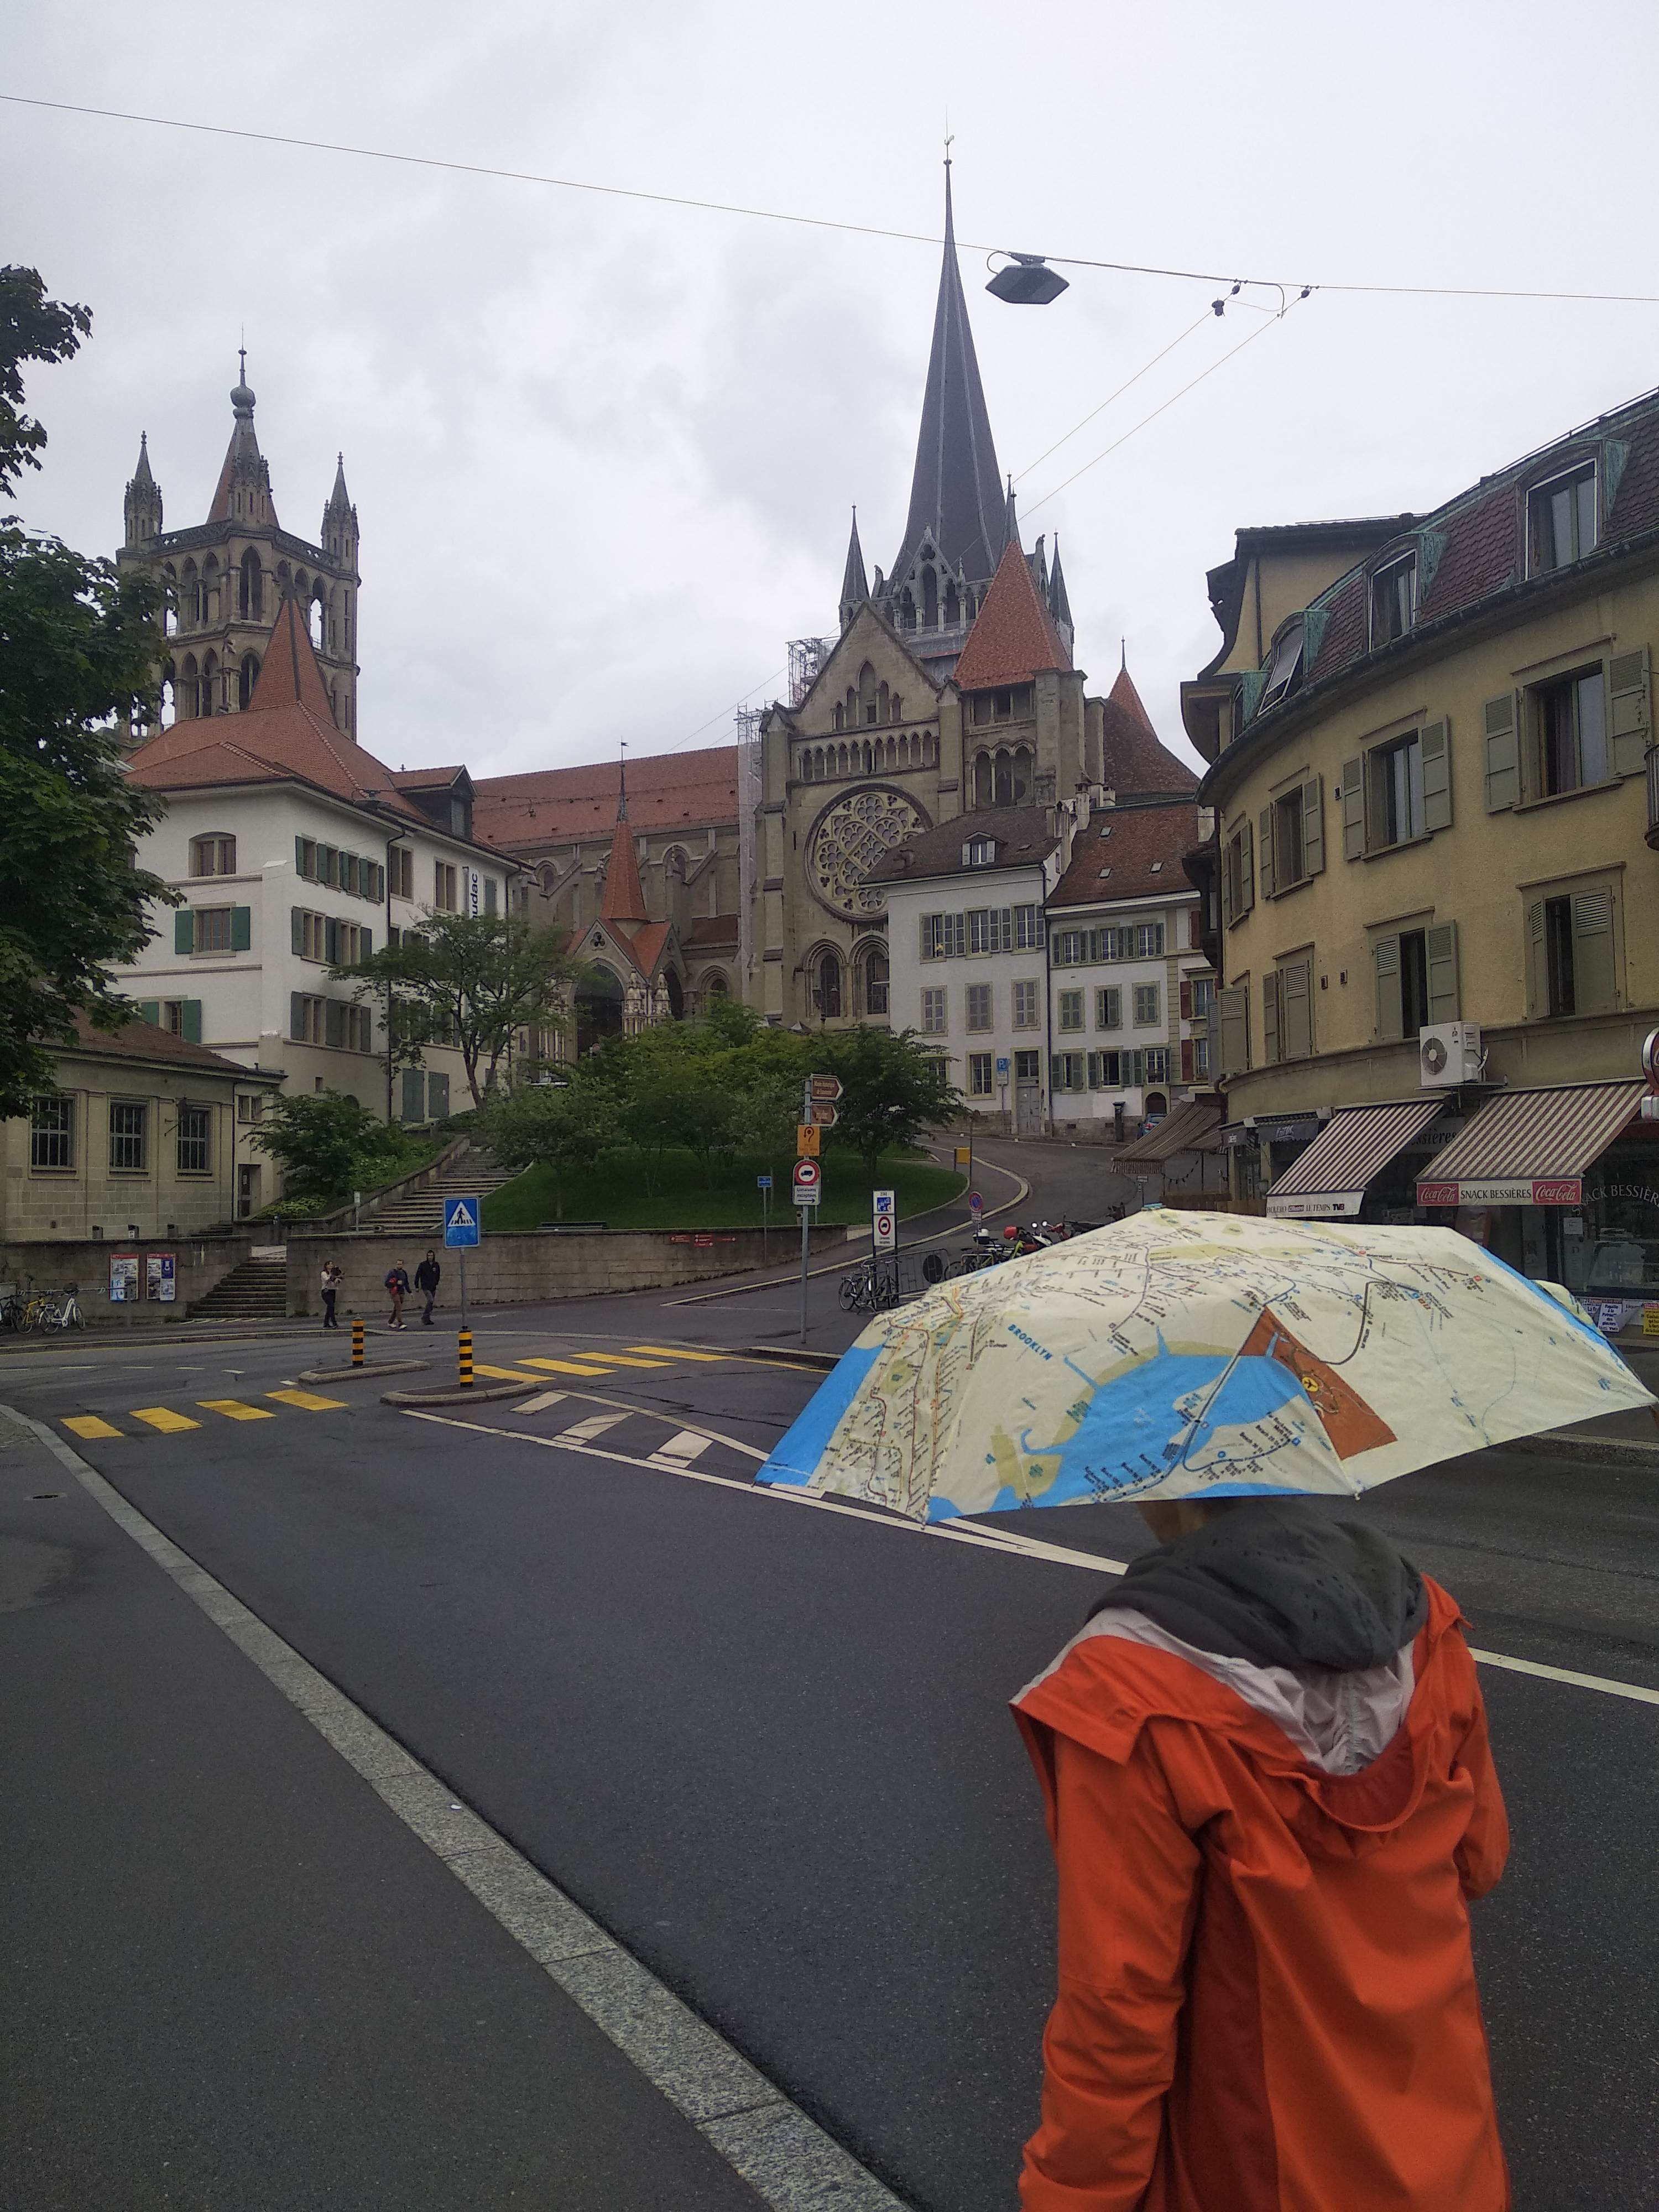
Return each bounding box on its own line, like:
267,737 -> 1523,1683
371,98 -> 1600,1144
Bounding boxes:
969,1191 -> 984,1221
872,1186 -> 896,1263
795,1123 -> 822,1157
997,1053 -> 1010,1121
796,1076 -> 837,1342
757,1173 -> 772,1264
443,1193 -> 481,1332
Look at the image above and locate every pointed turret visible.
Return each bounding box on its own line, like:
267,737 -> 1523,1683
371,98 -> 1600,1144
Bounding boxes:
838,508 -> 870,630
322,451 -> 358,562
123,432 -> 163,547
247,592 -> 337,720
599,760 -> 649,927
1004,477 -> 1020,559
889,164 -> 1005,592
1109,658 -> 1156,735
1047,535 -> 1073,633
209,353 -> 278,528
952,536 -> 1073,693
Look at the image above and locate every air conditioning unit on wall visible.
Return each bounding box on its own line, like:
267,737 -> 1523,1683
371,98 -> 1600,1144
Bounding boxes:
1419,1022 -> 1483,1088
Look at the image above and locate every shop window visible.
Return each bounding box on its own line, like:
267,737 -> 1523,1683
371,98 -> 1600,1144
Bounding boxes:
1528,465 -> 1597,576
968,1052 -> 995,1097
30,1095 -> 74,1171
1369,555 -> 1417,647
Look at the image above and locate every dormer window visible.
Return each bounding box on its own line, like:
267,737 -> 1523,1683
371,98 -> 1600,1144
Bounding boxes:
963,837 -> 998,867
1369,554 -> 1417,647
1260,617 -> 1305,712
1528,463 -> 1597,576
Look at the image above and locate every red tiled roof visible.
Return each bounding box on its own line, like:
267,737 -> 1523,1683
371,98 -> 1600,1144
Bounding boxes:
686,914 -> 739,946
391,765 -> 467,789
70,1009 -> 272,1079
1099,696 -> 1199,795
951,540 -> 1072,692
130,597 -> 429,825
1109,663 -> 1155,732
1049,802 -> 1204,907
628,920 -> 671,975
864,805 -> 1056,885
473,747 -> 738,848
599,814 -> 649,925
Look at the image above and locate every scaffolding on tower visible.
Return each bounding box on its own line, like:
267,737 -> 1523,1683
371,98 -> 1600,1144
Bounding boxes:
788,636 -> 834,708
735,703 -> 765,997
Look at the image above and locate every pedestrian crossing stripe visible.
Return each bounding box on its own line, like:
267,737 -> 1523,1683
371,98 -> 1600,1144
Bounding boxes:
627,1344 -> 730,1362
131,1406 -> 200,1433
522,1357 -> 615,1377
197,1399 -> 275,1421
472,1364 -> 555,1384
585,1353 -> 672,1370
265,1389 -> 348,1411
63,1415 -> 122,1441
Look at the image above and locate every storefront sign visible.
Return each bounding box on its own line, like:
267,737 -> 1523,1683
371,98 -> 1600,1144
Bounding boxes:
1265,1192 -> 1364,1219
1251,1117 -> 1323,1145
1417,1177 -> 1582,1208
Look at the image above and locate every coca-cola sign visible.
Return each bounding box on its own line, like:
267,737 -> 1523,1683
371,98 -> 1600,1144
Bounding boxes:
1414,1176 -> 1583,1207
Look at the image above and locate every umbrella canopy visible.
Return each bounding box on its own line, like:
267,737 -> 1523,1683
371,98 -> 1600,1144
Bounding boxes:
758,1210 -> 1653,1521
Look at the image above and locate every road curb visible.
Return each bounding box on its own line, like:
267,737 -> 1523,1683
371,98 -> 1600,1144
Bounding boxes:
1506,1430 -> 1659,1467
735,1345 -> 838,1373
381,1380 -> 538,1406
299,1360 -> 431,1383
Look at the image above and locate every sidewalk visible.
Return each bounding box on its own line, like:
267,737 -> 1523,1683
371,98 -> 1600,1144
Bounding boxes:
0,1410 -> 796,2212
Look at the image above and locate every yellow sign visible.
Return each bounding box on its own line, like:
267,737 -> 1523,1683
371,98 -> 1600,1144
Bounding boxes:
954,1146 -> 972,1171
796,1124 -> 821,1158
1645,1304 -> 1659,1336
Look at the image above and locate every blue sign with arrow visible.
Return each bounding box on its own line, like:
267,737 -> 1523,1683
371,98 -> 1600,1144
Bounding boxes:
442,1195 -> 481,1248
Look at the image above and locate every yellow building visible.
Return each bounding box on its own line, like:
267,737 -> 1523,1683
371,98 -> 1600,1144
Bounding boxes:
1181,392 -> 1659,1311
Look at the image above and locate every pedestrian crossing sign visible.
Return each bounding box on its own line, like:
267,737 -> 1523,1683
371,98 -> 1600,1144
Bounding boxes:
443,1196 -> 482,1247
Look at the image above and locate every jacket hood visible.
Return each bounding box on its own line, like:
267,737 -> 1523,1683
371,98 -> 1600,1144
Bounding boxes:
1088,1498 -> 1427,1672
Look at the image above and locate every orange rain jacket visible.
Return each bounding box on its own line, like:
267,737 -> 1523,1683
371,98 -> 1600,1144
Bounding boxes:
1013,1577 -> 1510,2211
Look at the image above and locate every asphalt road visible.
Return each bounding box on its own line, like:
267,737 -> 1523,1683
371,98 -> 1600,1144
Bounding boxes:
3,1135 -> 1656,2209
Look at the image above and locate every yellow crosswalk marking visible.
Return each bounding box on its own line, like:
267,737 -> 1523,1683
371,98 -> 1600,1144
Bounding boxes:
627,1344 -> 728,1362
587,1353 -> 672,1369
265,1389 -> 348,1411
523,1357 -> 614,1377
197,1399 -> 275,1421
131,1406 -> 201,1433
64,1415 -> 122,1440
473,1363 -> 552,1383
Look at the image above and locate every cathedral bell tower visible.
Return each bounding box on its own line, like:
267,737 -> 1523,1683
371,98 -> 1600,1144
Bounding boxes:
117,357 -> 362,740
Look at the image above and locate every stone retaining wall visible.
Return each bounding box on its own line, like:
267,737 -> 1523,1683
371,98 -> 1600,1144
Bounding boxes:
0,1234 -> 258,1326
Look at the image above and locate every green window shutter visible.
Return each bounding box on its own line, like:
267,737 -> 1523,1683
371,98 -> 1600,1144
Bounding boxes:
1374,935 -> 1404,1042
291,907 -> 304,956
231,906 -> 251,951
1526,899 -> 1548,1018
361,925 -> 372,959
1239,670 -> 1266,726
1484,693 -> 1519,811
174,910 -> 194,956
1571,888 -> 1618,1013
1258,805 -> 1276,899
137,999 -> 160,1026
1220,842 -> 1235,927
1262,970 -> 1281,1065
1239,820 -> 1255,914
1282,962 -> 1312,1060
1302,774 -> 1324,877
1426,922 -> 1459,1024
1608,645 -> 1650,776
1341,758 -> 1364,859
290,992 -> 306,1042
1217,986 -> 1249,1074
181,1000 -> 203,1044
1420,719 -> 1452,832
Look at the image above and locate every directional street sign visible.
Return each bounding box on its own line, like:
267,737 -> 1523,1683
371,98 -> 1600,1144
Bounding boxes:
809,1074 -> 843,1102
807,1101 -> 839,1126
792,1156 -> 822,1207
872,1186 -> 896,1253
442,1195 -> 481,1248
796,1123 -> 821,1157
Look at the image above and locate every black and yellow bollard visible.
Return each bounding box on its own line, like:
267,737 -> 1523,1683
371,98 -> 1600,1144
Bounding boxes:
351,1316 -> 365,1369
457,1327 -> 474,1389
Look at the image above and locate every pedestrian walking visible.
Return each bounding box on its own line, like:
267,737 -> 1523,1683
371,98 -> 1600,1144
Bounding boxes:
1013,1494 -> 1510,2211
414,1249 -> 442,1327
319,1260 -> 343,1330
384,1261 -> 410,1331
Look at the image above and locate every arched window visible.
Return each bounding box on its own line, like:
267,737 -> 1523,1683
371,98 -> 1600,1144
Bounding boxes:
837,743 -> 849,777
705,971 -> 729,999
159,662 -> 176,727
181,653 -> 199,717
200,651 -> 218,717
944,580 -> 959,626
813,948 -> 843,1019
860,945 -> 889,1017
662,845 -> 688,880
309,591 -> 325,650
922,566 -> 938,627
878,680 -> 890,721
832,703 -> 843,732
885,738 -> 896,769
182,560 -> 200,627
239,547 -> 262,620
1014,745 -> 1034,801
861,740 -> 872,776
237,651 -> 260,709
844,686 -> 858,725
203,555 -> 220,624
665,969 -> 685,1019
890,693 -> 902,724
899,587 -> 915,630
974,752 -> 994,806
190,832 -> 237,877
858,662 -> 878,726
922,732 -> 937,766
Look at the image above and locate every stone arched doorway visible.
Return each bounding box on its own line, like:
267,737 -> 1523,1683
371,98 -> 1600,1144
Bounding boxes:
576,965 -> 624,1055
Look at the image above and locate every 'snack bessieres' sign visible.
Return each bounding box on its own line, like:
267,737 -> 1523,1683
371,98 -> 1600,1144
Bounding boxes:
1417,1177 -> 1583,1207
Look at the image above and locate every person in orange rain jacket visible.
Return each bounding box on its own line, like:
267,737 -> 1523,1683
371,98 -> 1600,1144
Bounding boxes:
1013,1494 -> 1510,2212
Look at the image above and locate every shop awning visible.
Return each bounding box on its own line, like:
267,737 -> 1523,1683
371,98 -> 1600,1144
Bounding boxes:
1117,1096 -> 1224,1167
1415,1080 -> 1647,1207
1265,1097 -> 1443,1218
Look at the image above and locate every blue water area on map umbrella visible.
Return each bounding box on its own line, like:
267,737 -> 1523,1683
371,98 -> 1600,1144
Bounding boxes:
959,1346 -> 1313,1517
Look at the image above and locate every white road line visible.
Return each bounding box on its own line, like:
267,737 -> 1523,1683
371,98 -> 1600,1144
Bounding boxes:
406,1410 -> 1659,1707
651,1429 -> 712,1465
12,1405 -> 902,2212
560,1411 -> 630,1443
511,1391 -> 568,1415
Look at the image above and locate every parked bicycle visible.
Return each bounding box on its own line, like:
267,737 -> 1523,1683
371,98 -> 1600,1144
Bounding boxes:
25,1287 -> 85,1332
837,1259 -> 903,1313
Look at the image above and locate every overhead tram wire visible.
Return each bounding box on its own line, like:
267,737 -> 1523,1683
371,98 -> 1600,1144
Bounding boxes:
1012,307 -> 1215,486
8,93 -> 1659,310
675,667 -> 787,748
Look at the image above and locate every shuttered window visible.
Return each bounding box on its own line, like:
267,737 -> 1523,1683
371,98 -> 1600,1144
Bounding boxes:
1483,693 -> 1520,811
1222,821 -> 1254,924
1262,775 -> 1326,894
1262,959 -> 1313,1064
1608,646 -> 1651,774
1217,985 -> 1250,1075
1374,922 -> 1459,1041
1095,986 -> 1121,1030
1527,885 -> 1619,1018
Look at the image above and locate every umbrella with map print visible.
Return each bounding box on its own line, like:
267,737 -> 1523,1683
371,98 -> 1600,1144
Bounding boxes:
757,1210 -> 1655,1520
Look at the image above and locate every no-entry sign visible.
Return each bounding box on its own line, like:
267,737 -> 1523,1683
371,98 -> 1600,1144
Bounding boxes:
793,1156 -> 822,1207
872,1187 -> 896,1253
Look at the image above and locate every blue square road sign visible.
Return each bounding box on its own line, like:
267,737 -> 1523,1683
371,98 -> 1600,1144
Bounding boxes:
443,1195 -> 482,1248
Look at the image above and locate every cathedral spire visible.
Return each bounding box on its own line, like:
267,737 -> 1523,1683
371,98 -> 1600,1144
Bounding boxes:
599,755 -> 649,927
123,431 -> 163,547
210,355 -> 278,527
889,161 -> 1005,591
1047,534 -> 1073,631
839,507 -> 869,629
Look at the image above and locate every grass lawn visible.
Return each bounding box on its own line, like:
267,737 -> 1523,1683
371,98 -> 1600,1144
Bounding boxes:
481,1146 -> 964,1232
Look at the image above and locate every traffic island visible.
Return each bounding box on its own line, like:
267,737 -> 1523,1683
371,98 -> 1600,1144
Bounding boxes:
299,1360 -> 431,1383
380,1379 -> 539,1407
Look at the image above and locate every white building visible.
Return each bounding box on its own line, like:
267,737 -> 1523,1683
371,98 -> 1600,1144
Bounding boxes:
122,598 -> 516,1159
870,805 -> 1063,1133
1045,804 -> 1214,1134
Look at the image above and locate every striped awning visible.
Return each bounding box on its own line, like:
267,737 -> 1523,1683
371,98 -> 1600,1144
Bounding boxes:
1117,1096 -> 1224,1166
1415,1080 -> 1646,1207
1265,1097 -> 1443,1218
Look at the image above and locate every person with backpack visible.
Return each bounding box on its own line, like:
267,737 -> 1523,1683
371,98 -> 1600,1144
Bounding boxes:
1013,1493 -> 1510,2211
384,1261 -> 411,1331
414,1249 -> 442,1327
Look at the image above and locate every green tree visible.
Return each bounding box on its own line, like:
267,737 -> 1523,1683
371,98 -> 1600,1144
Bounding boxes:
335,911 -> 588,1107
1,266 -> 90,499
476,1077 -> 617,1219
248,1092 -> 407,1204
816,1025 -> 963,1182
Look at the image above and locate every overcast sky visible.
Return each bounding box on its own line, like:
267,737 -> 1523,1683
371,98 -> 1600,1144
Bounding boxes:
9,2 -> 1659,781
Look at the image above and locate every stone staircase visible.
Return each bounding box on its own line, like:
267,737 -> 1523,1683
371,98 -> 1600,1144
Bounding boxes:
190,1255 -> 289,1322
363,1154 -> 521,1238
